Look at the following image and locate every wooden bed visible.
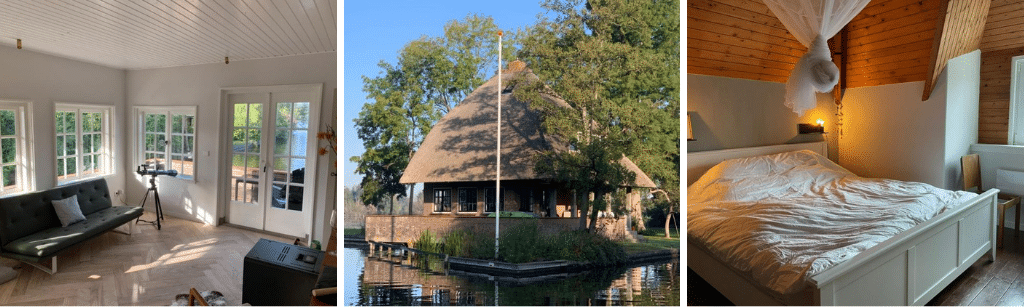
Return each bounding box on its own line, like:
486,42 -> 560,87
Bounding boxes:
687,142 -> 999,306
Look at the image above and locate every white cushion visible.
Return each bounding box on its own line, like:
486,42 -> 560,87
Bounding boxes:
51,195 -> 86,227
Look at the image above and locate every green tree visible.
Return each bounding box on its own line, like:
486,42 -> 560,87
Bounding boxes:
516,0 -> 680,231
351,14 -> 516,212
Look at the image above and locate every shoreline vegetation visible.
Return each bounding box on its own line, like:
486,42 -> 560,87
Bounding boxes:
343,223 -> 680,267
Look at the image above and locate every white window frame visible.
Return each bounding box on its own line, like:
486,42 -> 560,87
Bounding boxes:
55,103 -> 114,185
135,106 -> 198,181
0,99 -> 34,197
1008,55 -> 1024,145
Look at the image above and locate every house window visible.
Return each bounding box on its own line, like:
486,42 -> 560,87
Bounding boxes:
459,188 -> 477,212
433,188 -> 451,213
55,104 -> 113,184
137,107 -> 196,180
484,188 -> 495,212
0,100 -> 32,196
1010,55 -> 1024,144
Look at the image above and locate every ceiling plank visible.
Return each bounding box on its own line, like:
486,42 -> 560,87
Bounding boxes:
922,0 -> 992,101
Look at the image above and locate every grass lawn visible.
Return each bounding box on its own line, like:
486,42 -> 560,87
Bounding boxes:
344,228 -> 365,236
619,227 -> 681,254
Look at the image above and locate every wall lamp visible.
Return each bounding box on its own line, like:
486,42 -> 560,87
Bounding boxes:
799,119 -> 825,134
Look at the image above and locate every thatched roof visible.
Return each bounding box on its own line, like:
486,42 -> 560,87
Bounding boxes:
399,62 -> 656,189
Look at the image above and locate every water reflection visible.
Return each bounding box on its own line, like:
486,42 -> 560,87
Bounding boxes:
344,246 -> 680,306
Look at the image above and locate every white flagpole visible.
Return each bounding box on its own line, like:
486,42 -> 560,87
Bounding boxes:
495,29 -> 503,261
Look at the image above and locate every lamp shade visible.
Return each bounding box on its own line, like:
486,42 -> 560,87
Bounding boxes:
687,114 -> 694,141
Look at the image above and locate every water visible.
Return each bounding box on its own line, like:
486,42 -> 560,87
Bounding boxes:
343,245 -> 680,306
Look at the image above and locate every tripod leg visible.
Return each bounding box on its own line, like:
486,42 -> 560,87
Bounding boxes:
135,189 -> 151,225
153,188 -> 162,230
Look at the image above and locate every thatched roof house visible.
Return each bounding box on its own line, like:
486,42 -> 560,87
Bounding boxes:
399,61 -> 656,189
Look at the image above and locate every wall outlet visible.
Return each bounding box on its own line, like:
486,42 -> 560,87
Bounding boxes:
115,190 -> 122,196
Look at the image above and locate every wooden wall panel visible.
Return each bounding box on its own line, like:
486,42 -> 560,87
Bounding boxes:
844,0 -> 942,88
687,0 -> 804,83
923,0 -> 991,100
977,0 -> 1024,144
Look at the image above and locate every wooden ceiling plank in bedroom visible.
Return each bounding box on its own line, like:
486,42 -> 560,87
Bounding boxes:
923,0 -> 992,101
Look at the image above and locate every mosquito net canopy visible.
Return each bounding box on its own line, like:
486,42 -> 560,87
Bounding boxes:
763,0 -> 871,115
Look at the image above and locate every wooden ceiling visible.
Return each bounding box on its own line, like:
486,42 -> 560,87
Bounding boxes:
688,0 -> 995,92
0,0 -> 337,70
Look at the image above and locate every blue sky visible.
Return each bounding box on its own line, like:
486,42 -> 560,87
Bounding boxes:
342,1 -> 549,188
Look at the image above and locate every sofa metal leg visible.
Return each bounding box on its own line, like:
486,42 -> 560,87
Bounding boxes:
23,257 -> 56,275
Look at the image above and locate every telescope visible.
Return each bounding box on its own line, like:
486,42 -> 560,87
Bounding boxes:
136,164 -> 178,177
135,164 -> 175,230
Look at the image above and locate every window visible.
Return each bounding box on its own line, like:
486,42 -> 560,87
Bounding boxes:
1010,55 -> 1024,144
484,188 -> 496,212
458,188 -> 477,213
55,104 -> 113,184
433,188 -> 451,213
0,100 -> 33,196
137,107 -> 197,180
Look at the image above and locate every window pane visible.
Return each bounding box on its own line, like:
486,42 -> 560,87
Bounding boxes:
93,134 -> 102,153
0,111 -> 15,136
275,129 -> 288,155
184,136 -> 193,154
83,155 -> 93,173
54,111 -> 64,134
64,112 -> 76,133
87,112 -> 102,132
57,159 -> 65,177
82,134 -> 93,154
247,104 -> 262,128
1,138 -> 14,164
277,103 -> 292,128
291,130 -> 307,157
2,165 -> 14,187
155,134 -> 165,152
66,157 -> 76,176
274,157 -> 289,182
172,115 -> 183,133
93,154 -> 103,174
172,135 -> 183,154
290,158 -> 305,185
182,155 -> 193,177
171,155 -> 183,173
272,183 -> 287,209
294,102 -> 310,129
65,135 -> 76,155
246,129 -> 260,153
287,185 -> 303,211
234,104 -> 247,127
185,115 -> 195,134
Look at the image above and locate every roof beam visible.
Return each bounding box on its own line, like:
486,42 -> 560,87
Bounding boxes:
923,0 -> 992,101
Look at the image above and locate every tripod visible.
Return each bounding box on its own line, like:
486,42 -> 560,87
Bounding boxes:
135,175 -> 165,230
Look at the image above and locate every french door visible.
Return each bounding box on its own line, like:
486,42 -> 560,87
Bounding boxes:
224,84 -> 321,238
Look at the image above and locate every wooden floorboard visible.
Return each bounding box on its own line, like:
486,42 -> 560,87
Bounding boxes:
688,228 -> 1024,306
0,212 -> 292,306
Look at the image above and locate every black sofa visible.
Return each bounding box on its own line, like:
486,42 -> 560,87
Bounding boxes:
0,178 -> 142,274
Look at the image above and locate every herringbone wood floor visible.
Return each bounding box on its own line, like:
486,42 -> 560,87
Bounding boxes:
0,212 -> 292,306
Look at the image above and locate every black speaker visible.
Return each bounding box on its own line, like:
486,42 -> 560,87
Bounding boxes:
243,239 -> 324,306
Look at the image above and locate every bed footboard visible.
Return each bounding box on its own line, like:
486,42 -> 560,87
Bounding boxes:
810,189 -> 999,306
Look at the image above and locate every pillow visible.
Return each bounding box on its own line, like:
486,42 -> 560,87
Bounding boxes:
52,195 -> 86,227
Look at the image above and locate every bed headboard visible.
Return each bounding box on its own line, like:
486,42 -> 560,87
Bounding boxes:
687,142 -> 828,186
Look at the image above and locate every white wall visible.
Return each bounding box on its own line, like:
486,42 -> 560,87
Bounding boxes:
0,44 -> 127,198
126,52 -> 337,243
687,74 -> 839,160
838,51 -> 980,190
943,50 -> 981,190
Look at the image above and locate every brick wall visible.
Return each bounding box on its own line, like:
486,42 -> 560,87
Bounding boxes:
365,215 -> 629,244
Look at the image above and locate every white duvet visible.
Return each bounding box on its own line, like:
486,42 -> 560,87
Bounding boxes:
687,150 -> 978,295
